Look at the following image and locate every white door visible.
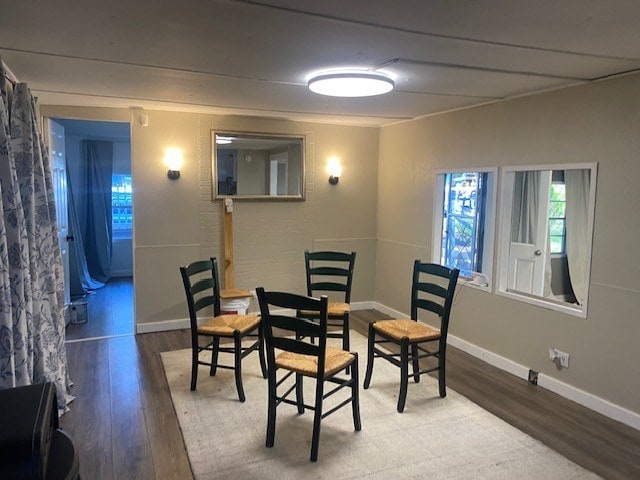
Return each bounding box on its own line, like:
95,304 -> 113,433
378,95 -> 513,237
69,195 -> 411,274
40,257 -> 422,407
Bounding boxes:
269,159 -> 278,195
507,171 -> 551,296
269,152 -> 288,195
46,119 -> 71,308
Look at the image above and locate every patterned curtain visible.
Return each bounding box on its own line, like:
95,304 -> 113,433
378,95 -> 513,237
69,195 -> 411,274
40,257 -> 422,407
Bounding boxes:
0,58 -> 71,410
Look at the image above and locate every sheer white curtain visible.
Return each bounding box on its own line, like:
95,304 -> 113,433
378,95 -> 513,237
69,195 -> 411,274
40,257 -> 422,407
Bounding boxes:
511,171 -> 540,244
565,169 -> 591,305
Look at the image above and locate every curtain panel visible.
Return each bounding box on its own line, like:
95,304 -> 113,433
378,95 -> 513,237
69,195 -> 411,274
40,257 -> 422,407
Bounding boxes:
0,58 -> 71,410
67,140 -> 113,295
565,169 -> 591,305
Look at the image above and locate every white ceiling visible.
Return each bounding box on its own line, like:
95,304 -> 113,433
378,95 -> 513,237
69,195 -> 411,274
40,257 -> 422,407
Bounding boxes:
2,0 -> 639,126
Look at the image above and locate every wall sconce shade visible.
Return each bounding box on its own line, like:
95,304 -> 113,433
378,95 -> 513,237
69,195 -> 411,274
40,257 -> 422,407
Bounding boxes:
326,157 -> 342,185
164,147 -> 183,180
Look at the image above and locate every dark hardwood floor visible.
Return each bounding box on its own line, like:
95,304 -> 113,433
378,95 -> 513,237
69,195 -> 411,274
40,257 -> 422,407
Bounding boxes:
61,310 -> 640,479
66,277 -> 134,341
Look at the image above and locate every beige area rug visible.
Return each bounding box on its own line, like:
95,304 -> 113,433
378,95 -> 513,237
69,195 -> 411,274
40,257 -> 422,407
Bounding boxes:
161,332 -> 599,480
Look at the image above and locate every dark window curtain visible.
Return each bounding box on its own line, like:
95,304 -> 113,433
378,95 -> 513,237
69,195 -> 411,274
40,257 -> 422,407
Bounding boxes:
67,168 -> 103,295
68,140 -> 113,295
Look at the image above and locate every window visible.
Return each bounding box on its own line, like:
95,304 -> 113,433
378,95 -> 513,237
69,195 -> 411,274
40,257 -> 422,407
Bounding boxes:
548,183 -> 566,254
433,169 -> 496,285
112,174 -> 132,237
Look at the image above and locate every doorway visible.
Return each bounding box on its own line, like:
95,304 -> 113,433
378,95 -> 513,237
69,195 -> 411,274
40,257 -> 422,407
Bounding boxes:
48,118 -> 134,341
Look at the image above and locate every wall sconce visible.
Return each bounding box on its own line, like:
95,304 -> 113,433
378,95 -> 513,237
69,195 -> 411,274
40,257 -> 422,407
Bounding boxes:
326,157 -> 342,185
164,147 -> 183,180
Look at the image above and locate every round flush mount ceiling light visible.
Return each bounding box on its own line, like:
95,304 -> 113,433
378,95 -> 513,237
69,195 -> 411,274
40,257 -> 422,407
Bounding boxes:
307,71 -> 394,97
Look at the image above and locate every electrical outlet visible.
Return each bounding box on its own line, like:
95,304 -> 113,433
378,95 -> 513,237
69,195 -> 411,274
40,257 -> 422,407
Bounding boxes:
549,348 -> 569,368
556,350 -> 570,368
549,348 -> 570,368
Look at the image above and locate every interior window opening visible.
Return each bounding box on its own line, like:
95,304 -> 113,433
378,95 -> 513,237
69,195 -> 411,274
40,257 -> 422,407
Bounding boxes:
433,169 -> 496,288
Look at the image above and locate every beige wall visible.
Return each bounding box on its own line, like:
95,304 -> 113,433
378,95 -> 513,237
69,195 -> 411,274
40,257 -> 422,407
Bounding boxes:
41,72 -> 640,417
39,106 -> 379,329
236,148 -> 267,195
376,73 -> 640,414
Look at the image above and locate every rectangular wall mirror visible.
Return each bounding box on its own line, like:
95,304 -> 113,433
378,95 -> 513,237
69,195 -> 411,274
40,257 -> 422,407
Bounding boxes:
212,131 -> 305,200
497,163 -> 598,317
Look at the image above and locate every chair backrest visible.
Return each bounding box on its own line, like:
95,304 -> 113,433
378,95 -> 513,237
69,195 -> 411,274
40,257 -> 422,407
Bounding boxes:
256,288 -> 329,376
410,261 -> 459,340
180,258 -> 222,334
304,250 -> 356,303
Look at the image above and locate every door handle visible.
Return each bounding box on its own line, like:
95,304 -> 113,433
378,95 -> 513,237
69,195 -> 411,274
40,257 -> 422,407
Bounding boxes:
534,249 -> 542,256
66,235 -> 75,242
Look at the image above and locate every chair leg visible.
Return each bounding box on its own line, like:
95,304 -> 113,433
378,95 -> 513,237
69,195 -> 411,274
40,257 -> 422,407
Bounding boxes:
343,314 -> 351,374
343,314 -> 350,352
438,347 -> 447,398
411,344 -> 420,383
397,338 -> 409,413
266,370 -> 277,448
351,354 -> 361,431
190,344 -> 199,391
295,373 -> 305,414
310,379 -> 324,462
210,337 -> 220,376
363,322 -> 376,389
258,324 -> 267,379
233,332 -> 245,402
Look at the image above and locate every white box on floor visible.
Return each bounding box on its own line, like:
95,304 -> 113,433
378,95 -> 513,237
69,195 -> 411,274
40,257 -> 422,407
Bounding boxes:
69,302 -> 88,324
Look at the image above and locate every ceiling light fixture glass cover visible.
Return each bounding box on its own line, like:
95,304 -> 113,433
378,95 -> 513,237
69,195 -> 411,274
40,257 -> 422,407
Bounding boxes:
308,71 -> 394,97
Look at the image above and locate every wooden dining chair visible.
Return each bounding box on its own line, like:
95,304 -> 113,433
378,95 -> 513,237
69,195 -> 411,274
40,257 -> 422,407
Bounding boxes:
256,288 -> 361,462
363,261 -> 459,412
180,258 -> 266,401
299,251 -> 356,353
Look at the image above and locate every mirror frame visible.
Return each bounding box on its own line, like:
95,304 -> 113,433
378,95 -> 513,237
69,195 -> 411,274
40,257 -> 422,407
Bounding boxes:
495,162 -> 598,318
211,130 -> 306,201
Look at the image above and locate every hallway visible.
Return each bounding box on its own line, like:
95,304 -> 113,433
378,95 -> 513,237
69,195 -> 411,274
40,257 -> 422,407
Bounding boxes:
66,277 -> 134,341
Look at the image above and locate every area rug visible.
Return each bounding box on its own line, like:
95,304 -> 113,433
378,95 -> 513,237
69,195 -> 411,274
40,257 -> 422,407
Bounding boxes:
161,332 -> 599,479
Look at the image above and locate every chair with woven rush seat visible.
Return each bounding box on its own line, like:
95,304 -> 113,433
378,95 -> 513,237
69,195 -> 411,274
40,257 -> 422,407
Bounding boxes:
180,258 -> 266,401
363,261 -> 459,412
256,288 -> 361,462
299,251 -> 356,353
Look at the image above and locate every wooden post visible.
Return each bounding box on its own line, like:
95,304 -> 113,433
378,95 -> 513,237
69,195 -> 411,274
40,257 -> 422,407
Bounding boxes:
223,199 -> 234,289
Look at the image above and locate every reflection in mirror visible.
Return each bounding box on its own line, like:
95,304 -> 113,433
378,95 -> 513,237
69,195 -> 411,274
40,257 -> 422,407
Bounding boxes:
498,164 -> 597,317
212,131 -> 305,200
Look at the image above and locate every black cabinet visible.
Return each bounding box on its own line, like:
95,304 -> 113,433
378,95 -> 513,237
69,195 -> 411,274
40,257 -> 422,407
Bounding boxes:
0,383 -> 79,479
